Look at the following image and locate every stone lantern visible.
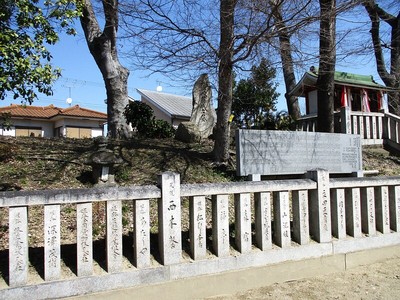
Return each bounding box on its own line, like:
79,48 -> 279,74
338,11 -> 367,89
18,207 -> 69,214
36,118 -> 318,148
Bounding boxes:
87,137 -> 123,186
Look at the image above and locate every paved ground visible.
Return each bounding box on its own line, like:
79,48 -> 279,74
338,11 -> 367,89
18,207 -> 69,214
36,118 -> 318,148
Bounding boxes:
208,256 -> 400,300
69,254 -> 400,300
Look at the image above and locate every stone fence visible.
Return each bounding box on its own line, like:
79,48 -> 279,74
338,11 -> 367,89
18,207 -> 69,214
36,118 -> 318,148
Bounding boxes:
1,170 -> 400,299
297,108 -> 400,148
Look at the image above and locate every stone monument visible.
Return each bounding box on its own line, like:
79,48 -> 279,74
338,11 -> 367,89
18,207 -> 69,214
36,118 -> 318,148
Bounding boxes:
175,74 -> 216,143
236,129 -> 363,177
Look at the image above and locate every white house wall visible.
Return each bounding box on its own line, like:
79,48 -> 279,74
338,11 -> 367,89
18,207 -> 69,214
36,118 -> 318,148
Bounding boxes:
55,119 -> 104,137
0,127 -> 15,136
1,119 -> 54,137
1,118 -> 104,138
141,98 -> 172,124
92,128 -> 103,137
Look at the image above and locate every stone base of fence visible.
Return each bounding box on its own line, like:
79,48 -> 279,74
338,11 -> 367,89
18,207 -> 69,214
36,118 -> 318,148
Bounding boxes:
2,235 -> 399,300
2,170 -> 400,299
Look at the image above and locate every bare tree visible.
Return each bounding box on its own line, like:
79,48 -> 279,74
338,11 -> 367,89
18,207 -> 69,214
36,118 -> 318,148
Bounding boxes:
316,0 -> 336,132
213,0 -> 236,163
363,0 -> 400,114
80,0 -> 131,139
121,0 -> 282,163
269,0 -> 308,120
121,0 -> 318,162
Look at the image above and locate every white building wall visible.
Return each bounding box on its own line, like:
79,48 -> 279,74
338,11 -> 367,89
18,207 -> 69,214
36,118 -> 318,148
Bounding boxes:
141,98 -> 171,124
0,127 -> 15,136
1,118 -> 104,137
1,119 -> 54,137
92,128 -> 103,137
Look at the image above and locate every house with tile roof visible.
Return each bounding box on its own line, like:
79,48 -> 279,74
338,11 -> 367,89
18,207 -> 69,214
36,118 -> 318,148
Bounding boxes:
290,67 -> 388,115
0,104 -> 107,138
136,89 -> 192,127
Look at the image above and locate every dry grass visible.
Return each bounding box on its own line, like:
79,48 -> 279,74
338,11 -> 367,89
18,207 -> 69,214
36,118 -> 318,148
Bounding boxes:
0,136 -> 400,283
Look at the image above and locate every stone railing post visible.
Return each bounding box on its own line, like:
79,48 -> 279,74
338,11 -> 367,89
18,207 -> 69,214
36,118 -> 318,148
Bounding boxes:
340,106 -> 351,134
389,186 -> 400,232
375,186 -> 390,234
330,188 -> 346,239
189,196 -> 206,260
9,206 -> 28,287
292,190 -> 309,245
345,188 -> 362,238
307,169 -> 332,243
234,192 -> 252,253
77,202 -> 93,276
44,204 -> 61,281
273,191 -> 291,248
212,194 -> 230,257
134,200 -> 150,268
158,172 -> 182,265
360,187 -> 376,236
106,200 -> 123,273
250,174 -> 272,251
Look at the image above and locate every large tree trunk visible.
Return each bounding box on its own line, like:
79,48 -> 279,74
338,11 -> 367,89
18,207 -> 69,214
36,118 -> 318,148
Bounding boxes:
316,0 -> 336,133
271,2 -> 301,120
80,0 -> 130,139
213,0 -> 236,163
363,1 -> 400,114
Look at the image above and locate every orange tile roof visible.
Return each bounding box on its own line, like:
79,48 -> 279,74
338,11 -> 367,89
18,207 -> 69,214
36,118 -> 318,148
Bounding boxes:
0,104 -> 107,120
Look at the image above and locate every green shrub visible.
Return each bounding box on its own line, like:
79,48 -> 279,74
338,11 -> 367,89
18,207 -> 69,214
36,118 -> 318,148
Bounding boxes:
124,101 -> 176,138
147,119 -> 176,138
124,101 -> 154,135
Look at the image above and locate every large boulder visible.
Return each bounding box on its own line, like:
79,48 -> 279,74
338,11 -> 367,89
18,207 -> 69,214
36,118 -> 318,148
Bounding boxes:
175,121 -> 202,143
190,74 -> 216,139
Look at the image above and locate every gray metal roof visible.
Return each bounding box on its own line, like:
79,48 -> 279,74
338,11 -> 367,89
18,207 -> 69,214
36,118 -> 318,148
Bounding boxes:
136,89 -> 192,118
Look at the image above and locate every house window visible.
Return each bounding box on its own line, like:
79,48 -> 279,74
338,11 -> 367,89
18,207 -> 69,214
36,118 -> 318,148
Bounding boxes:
15,127 -> 42,137
66,126 -> 92,138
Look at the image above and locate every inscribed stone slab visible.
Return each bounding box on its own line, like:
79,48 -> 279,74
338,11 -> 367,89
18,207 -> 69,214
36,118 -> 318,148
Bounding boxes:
134,200 -> 150,268
307,170 -> 332,243
158,172 -> 182,265
254,191 -> 272,251
375,186 -> 390,234
330,188 -> 346,239
9,207 -> 28,287
44,204 -> 61,281
77,202 -> 93,277
361,187 -> 376,236
107,200 -> 122,273
212,194 -> 230,257
189,196 -> 207,260
345,188 -> 362,238
292,190 -> 309,245
273,191 -> 291,248
234,193 -> 252,253
236,129 -> 362,176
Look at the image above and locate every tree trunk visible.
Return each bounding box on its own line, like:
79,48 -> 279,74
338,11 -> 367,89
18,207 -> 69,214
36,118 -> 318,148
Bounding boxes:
80,0 -> 130,139
316,0 -> 336,133
271,2 -> 301,120
213,0 -> 236,163
363,1 -> 400,114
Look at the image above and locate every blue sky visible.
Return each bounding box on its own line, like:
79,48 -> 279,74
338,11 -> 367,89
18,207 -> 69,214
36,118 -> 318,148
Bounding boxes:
2,13 -> 384,115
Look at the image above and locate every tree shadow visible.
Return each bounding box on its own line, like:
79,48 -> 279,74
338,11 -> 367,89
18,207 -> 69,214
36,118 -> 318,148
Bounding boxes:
61,243 -> 77,276
29,246 -> 44,280
0,249 -> 8,284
